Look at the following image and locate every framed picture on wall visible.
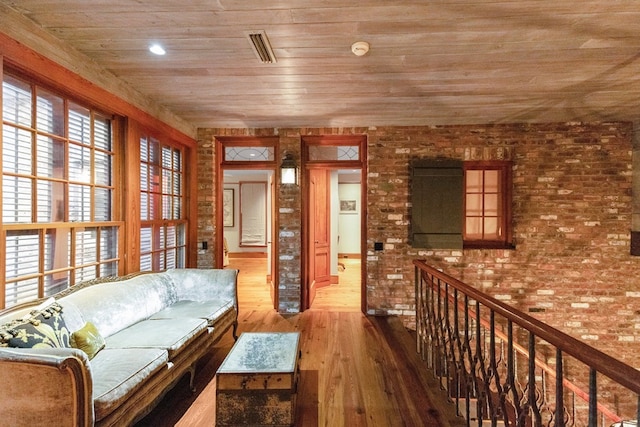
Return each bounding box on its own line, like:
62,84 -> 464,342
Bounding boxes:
223,188 -> 234,227
340,199 -> 357,214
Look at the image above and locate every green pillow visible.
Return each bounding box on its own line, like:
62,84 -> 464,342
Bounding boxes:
0,302 -> 70,349
71,322 -> 105,360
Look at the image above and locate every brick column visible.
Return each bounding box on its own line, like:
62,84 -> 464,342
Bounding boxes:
277,130 -> 302,313
195,128 -> 217,268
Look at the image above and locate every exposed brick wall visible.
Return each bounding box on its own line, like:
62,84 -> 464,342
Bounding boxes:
366,122 -> 638,363
198,122 -> 639,362
195,128 -> 278,269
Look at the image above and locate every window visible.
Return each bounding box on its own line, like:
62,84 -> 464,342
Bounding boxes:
410,159 -> 512,249
218,137 -> 278,166
139,135 -> 185,271
2,73 -> 119,308
463,161 -> 512,248
303,135 -> 365,166
410,160 -> 464,249
224,146 -> 274,162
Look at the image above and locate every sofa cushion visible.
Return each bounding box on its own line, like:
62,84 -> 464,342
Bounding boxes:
71,322 -> 105,360
0,302 -> 71,349
150,299 -> 234,325
165,268 -> 238,302
59,273 -> 178,338
58,299 -> 86,333
105,318 -> 207,359
91,347 -> 168,422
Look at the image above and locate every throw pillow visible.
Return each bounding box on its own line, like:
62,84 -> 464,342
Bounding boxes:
70,321 -> 105,360
0,302 -> 71,348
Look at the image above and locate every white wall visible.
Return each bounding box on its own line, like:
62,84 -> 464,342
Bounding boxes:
337,183 -> 361,254
223,171 -> 272,254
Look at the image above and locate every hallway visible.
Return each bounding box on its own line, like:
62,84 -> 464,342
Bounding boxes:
229,256 -> 362,313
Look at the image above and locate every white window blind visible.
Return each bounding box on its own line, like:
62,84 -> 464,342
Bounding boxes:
1,73 -> 119,309
139,136 -> 185,271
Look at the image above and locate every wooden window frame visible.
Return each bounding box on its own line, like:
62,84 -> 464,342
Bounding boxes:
1,71 -> 121,308
1,37 -> 199,307
463,160 -> 513,249
139,134 -> 186,271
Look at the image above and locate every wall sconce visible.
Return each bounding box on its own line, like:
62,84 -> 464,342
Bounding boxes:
280,153 -> 298,185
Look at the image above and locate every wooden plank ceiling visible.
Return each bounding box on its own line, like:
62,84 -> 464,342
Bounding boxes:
3,1 -> 640,129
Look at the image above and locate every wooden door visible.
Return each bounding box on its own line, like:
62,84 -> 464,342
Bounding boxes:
308,168 -> 331,308
269,174 -> 277,309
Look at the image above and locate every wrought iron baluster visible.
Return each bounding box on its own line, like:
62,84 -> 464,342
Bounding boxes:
588,368 -> 597,427
569,390 -> 575,427
426,273 -> 439,373
462,294 -> 475,424
413,260 -> 640,427
506,320 -> 524,427
415,266 -> 422,355
443,281 -> 454,396
450,288 -> 463,412
528,333 -> 543,426
488,310 -> 508,426
474,301 -> 493,424
554,349 -> 565,427
437,278 -> 448,383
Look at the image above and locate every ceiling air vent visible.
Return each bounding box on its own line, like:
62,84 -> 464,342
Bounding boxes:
245,30 -> 277,64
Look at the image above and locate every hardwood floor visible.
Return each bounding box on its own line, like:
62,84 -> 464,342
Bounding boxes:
311,258 -> 361,312
135,258 -> 463,427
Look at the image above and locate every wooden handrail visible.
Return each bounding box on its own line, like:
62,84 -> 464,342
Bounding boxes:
414,259 -> 640,396
420,263 -> 624,423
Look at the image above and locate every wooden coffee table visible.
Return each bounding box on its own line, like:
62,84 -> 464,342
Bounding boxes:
215,332 -> 301,426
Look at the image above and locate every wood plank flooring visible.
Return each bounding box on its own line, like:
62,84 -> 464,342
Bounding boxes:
311,258 -> 362,312
134,259 -> 463,427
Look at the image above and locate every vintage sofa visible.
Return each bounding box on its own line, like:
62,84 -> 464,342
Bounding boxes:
0,268 -> 239,427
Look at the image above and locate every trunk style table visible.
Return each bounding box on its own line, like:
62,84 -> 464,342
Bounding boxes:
215,332 -> 301,426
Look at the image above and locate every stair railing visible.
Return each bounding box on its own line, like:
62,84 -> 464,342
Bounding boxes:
414,259 -> 640,427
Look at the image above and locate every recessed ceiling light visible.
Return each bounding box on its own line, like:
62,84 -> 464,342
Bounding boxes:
149,43 -> 166,56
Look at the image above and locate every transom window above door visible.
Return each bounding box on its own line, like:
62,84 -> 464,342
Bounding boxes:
224,146 -> 275,162
303,135 -> 366,168
308,145 -> 359,162
218,137 -> 279,168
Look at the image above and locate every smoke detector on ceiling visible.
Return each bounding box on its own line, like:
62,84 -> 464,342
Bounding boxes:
351,41 -> 370,56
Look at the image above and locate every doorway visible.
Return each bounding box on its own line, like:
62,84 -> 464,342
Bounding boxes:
307,168 -> 362,312
216,136 -> 278,310
222,170 -> 276,308
301,135 -> 367,313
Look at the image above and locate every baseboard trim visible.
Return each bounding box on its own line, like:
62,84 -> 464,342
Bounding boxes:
229,252 -> 267,258
338,253 -> 361,259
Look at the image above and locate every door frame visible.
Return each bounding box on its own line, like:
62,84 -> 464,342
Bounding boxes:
301,135 -> 367,312
215,136 -> 279,310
